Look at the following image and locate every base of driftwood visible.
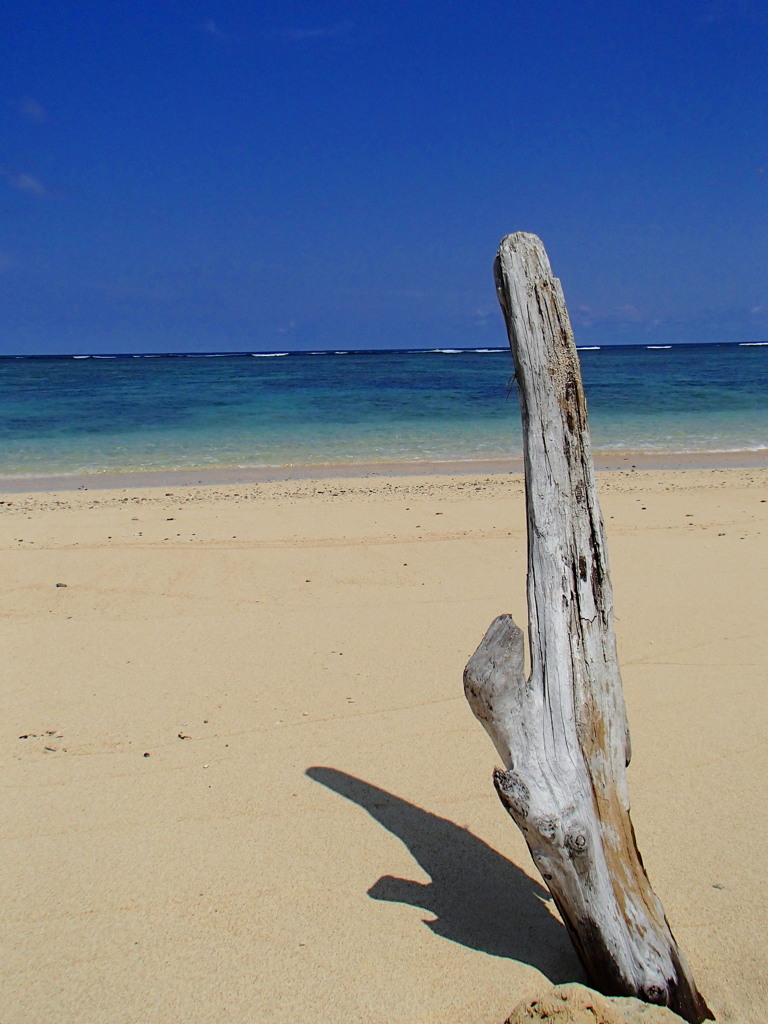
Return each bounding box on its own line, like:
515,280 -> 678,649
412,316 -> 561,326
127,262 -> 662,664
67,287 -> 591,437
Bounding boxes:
505,983 -> 690,1024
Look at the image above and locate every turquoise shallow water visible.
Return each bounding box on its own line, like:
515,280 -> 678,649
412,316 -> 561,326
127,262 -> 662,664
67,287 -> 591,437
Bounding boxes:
0,344 -> 766,478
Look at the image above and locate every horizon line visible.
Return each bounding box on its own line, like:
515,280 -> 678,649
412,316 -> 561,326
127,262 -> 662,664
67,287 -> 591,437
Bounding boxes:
1,339 -> 764,360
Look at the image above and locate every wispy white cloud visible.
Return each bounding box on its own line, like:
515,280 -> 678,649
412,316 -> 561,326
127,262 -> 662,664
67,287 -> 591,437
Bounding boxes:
575,298 -> 768,341
572,302 -> 648,331
1,167 -> 51,198
203,19 -> 228,39
12,173 -> 50,197
472,307 -> 495,328
278,21 -> 352,42
10,97 -> 48,122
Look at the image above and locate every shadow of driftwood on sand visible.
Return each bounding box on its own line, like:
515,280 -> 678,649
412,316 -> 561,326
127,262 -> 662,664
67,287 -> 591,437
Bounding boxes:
306,766 -> 584,984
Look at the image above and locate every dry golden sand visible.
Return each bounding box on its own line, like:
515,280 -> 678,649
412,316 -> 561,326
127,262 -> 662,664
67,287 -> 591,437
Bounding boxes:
1,467 -> 766,1024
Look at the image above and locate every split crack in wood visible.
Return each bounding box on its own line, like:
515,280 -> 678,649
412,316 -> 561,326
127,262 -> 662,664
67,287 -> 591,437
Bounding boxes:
463,232 -> 713,1023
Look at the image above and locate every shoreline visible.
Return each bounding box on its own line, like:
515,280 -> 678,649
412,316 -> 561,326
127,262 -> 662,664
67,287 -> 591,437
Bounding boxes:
1,447 -> 767,494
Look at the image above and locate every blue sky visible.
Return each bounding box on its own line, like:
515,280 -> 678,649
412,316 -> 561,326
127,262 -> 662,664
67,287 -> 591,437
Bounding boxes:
2,1 -> 766,354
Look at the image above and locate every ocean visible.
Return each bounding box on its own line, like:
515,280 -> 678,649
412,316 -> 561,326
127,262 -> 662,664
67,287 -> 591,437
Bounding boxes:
0,343 -> 766,481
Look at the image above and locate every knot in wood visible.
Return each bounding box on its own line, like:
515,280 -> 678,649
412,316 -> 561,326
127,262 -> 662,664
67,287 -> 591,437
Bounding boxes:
493,768 -> 530,821
533,816 -> 558,842
645,984 -> 666,1004
565,830 -> 589,857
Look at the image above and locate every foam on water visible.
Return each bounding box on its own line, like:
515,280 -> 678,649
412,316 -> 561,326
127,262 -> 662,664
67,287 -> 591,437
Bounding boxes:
0,344 -> 765,477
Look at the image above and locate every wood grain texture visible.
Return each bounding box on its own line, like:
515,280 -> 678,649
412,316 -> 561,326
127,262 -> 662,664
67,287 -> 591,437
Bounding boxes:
464,233 -> 713,1023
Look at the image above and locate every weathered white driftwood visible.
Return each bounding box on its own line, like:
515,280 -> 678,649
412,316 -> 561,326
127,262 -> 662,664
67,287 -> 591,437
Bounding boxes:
464,233 -> 712,1023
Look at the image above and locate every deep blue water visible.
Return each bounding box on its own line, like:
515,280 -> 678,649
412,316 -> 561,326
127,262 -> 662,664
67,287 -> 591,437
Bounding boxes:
0,344 -> 766,477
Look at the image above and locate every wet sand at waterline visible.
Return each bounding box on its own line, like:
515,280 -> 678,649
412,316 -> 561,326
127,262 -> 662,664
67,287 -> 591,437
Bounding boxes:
1,467 -> 766,1023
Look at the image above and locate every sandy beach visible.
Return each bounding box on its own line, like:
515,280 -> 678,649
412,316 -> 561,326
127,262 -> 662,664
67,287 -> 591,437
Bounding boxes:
1,466 -> 766,1024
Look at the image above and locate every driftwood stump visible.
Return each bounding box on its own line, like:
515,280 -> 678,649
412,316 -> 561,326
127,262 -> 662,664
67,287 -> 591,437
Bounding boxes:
463,233 -> 712,1023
